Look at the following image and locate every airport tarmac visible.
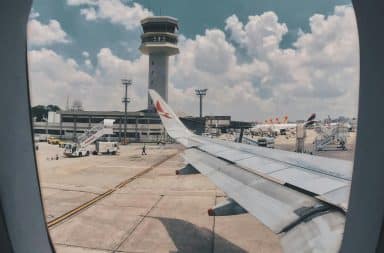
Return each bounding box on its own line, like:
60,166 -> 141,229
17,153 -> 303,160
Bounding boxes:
274,129 -> 356,161
219,129 -> 356,161
36,142 -> 282,253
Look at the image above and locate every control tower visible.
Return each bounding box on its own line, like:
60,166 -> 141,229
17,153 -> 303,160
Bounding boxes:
139,16 -> 179,110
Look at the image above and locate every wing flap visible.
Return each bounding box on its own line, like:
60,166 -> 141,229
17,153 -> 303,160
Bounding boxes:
281,211 -> 345,253
183,148 -> 320,233
269,167 -> 348,195
198,143 -> 229,154
199,136 -> 353,181
215,149 -> 255,161
317,185 -> 350,211
194,139 -> 351,210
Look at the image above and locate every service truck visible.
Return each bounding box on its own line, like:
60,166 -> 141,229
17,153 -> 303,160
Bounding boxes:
94,141 -> 119,155
63,143 -> 90,157
63,119 -> 115,158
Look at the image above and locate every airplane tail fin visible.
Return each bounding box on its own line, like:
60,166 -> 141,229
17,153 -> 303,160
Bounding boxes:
148,89 -> 193,142
305,113 -> 316,126
275,117 -> 280,124
283,115 -> 288,123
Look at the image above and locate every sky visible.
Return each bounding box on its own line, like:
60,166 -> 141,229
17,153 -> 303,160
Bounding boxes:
27,0 -> 358,121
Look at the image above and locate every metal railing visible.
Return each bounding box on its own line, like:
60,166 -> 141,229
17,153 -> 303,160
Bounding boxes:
314,124 -> 349,151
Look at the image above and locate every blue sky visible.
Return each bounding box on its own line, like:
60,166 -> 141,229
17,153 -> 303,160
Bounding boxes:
31,0 -> 351,61
28,0 -> 358,121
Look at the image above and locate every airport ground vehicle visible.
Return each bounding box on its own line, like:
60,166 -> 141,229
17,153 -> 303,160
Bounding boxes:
94,141 -> 119,155
241,135 -> 275,148
47,136 -> 60,145
63,119 -> 114,157
34,135 -> 41,143
63,143 -> 90,157
257,137 -> 275,148
58,140 -> 67,148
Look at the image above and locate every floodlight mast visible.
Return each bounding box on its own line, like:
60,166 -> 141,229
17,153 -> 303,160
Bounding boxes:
195,88 -> 208,118
121,79 -> 132,144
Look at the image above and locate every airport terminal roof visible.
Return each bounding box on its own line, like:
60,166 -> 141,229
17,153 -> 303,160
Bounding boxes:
59,110 -> 159,117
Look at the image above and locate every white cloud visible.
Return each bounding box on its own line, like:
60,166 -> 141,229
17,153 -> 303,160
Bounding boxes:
67,0 -> 98,6
82,51 -> 90,58
69,0 -> 152,30
84,59 -> 92,69
28,5 -> 359,121
29,8 -> 40,19
193,30 -> 237,74
223,5 -> 359,119
80,7 -> 97,20
28,49 -> 95,107
226,12 -> 288,58
28,19 -> 70,46
94,48 -> 149,110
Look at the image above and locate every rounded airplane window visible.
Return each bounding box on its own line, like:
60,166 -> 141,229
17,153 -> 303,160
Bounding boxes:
27,1 -> 359,252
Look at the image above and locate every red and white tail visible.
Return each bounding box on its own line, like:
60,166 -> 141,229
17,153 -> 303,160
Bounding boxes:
148,89 -> 193,142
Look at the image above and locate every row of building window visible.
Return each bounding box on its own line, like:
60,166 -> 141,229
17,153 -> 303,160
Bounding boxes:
61,118 -> 161,124
142,35 -> 177,44
33,129 -> 162,137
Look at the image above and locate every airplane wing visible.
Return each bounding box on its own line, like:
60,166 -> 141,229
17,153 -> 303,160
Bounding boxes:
149,89 -> 351,253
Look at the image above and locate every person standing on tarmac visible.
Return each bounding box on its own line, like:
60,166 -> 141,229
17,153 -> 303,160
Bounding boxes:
142,144 -> 147,155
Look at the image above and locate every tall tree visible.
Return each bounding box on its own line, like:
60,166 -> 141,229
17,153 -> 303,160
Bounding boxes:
31,105 -> 61,121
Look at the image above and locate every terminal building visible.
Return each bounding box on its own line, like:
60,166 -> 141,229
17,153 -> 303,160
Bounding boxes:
32,111 -> 250,143
33,110 -> 166,142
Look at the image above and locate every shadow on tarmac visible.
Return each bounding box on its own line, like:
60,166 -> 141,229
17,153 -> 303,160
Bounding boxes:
150,216 -> 247,253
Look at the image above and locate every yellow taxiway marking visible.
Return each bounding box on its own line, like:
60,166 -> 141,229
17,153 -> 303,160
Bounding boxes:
47,151 -> 181,228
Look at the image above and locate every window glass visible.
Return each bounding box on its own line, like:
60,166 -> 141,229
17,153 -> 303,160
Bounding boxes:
28,1 -> 358,252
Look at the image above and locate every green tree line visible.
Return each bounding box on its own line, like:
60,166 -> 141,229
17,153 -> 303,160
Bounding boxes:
31,105 -> 61,121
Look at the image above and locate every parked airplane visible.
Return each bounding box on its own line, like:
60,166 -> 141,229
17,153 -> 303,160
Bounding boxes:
271,115 -> 288,124
251,113 -> 316,135
150,89 -> 350,253
324,116 -> 353,131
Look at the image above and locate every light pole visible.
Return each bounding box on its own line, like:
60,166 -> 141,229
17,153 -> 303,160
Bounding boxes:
195,89 -> 207,118
121,79 -> 132,144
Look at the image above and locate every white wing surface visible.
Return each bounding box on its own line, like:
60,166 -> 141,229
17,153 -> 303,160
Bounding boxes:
149,89 -> 351,253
